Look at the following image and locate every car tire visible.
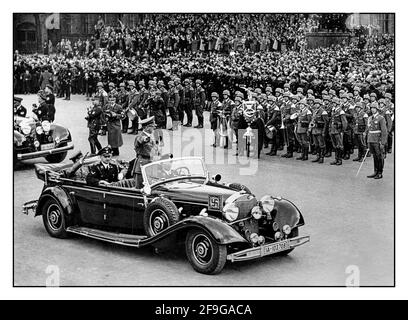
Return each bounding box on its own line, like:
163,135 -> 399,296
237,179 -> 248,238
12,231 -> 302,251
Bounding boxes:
45,143 -> 68,163
41,197 -> 70,239
143,197 -> 180,237
276,227 -> 298,256
228,183 -> 252,194
185,229 -> 227,275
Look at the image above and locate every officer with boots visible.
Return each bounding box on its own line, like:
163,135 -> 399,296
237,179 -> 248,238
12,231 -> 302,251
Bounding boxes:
265,95 -> 281,156
193,79 -> 206,128
351,101 -> 368,162
329,97 -> 348,165
310,99 -> 329,164
295,99 -> 312,161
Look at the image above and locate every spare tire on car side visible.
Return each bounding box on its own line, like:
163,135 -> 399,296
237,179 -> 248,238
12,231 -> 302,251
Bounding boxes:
143,197 -> 180,237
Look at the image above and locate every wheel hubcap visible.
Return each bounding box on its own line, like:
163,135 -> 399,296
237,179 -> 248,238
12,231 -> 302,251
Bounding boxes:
47,204 -> 62,231
150,209 -> 169,234
192,234 -> 213,266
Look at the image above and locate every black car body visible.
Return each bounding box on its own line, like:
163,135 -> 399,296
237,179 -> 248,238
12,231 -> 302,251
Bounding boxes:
23,156 -> 309,274
14,116 -> 74,164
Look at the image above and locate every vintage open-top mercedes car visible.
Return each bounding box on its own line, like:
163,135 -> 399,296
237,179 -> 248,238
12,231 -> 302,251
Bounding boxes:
14,116 -> 74,165
23,156 -> 309,274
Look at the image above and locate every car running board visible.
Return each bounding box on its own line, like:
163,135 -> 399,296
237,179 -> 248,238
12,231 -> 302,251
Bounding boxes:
66,226 -> 148,248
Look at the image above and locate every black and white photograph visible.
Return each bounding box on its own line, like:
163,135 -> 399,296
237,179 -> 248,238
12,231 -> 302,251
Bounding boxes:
7,1 -> 402,296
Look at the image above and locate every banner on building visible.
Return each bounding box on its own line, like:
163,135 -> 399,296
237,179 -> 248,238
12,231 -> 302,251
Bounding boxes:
45,13 -> 60,30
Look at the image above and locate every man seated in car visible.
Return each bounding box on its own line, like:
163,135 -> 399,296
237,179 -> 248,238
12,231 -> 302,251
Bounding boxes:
154,154 -> 176,181
86,146 -> 126,187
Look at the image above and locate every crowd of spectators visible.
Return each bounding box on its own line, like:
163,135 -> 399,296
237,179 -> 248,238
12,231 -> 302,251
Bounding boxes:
13,14 -> 394,100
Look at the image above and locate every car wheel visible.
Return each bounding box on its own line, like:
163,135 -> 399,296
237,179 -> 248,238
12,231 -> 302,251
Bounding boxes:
143,197 -> 180,237
185,229 -> 227,275
41,197 -> 69,238
45,143 -> 67,163
228,183 -> 252,194
276,227 -> 298,256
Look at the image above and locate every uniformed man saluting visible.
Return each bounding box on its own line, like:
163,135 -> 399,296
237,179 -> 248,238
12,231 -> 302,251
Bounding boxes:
86,146 -> 125,187
132,116 -> 159,189
365,102 -> 388,179
14,96 -> 27,117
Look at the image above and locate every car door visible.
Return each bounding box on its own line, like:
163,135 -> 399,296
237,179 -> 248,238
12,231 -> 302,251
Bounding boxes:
104,187 -> 145,230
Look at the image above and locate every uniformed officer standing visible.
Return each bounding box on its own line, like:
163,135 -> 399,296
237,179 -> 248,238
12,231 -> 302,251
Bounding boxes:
341,93 -> 354,160
265,95 -> 281,156
32,91 -> 49,122
193,79 -> 206,128
280,93 -> 296,158
220,90 -> 234,148
127,80 -> 140,134
167,80 -> 180,131
351,101 -> 368,162
231,91 -> 244,155
117,83 -> 129,133
105,96 -> 124,156
85,97 -> 103,155
158,80 -> 169,129
384,92 -> 394,153
63,65 -> 73,100
183,79 -> 194,127
138,80 -> 150,118
309,99 -> 329,163
209,92 -> 223,147
175,77 -> 185,125
86,146 -> 125,187
95,82 -> 109,135
295,99 -> 312,161
132,116 -> 158,189
44,85 -> 56,122
365,102 -> 388,179
329,97 -> 348,165
14,97 -> 27,117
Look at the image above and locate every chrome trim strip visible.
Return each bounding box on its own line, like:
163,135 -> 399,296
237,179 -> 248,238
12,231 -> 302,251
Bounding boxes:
17,142 -> 74,160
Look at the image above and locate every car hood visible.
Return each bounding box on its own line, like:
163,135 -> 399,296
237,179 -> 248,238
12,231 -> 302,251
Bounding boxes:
157,181 -> 238,206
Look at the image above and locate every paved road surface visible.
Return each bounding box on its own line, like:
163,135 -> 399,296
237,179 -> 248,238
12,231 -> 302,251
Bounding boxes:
13,95 -> 394,286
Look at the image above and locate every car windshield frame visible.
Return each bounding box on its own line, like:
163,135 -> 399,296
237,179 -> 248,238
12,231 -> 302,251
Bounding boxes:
141,156 -> 208,189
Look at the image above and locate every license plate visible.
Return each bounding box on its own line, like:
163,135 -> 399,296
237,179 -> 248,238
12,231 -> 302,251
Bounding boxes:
41,143 -> 55,151
261,240 -> 290,256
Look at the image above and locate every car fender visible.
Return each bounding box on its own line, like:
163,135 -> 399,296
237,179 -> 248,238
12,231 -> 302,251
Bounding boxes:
14,130 -> 25,145
174,215 -> 248,245
51,123 -> 71,141
273,197 -> 305,229
35,186 -> 74,217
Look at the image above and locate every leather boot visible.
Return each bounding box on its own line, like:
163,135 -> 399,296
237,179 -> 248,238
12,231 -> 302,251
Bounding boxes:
330,149 -> 338,165
343,151 -> 350,160
296,150 -> 304,160
367,172 -> 378,178
312,147 -> 320,162
336,150 -> 343,165
325,150 -> 332,158
318,149 -> 324,163
302,146 -> 309,160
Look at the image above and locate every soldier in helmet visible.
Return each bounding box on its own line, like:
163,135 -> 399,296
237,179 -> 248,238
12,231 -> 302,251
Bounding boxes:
105,95 -> 124,156
85,96 -> 103,156
365,102 -> 388,179
295,99 -> 312,161
329,97 -> 348,165
117,82 -> 129,133
280,92 -> 296,158
95,81 -> 108,136
341,92 -> 354,160
167,80 -> 180,131
351,101 -> 368,162
309,99 -> 329,163
220,89 -> 234,148
126,80 -> 140,134
209,92 -> 222,147
193,79 -> 206,128
231,91 -> 244,155
384,92 -> 394,153
265,95 -> 281,156
183,79 -> 194,127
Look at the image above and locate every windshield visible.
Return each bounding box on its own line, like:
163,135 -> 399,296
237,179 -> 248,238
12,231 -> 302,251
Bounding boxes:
142,158 -> 207,186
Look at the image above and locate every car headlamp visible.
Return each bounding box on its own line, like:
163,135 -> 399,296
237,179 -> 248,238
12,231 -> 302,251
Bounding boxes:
223,202 -> 239,222
274,231 -> 282,241
250,233 -> 259,244
283,225 -> 292,235
34,140 -> 40,148
258,235 -> 265,245
42,121 -> 51,132
21,124 -> 31,135
36,126 -> 44,135
260,195 -> 275,213
251,205 -> 262,220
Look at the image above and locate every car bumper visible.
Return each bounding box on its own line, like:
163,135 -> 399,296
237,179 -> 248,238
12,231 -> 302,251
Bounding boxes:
17,142 -> 74,160
226,235 -> 310,262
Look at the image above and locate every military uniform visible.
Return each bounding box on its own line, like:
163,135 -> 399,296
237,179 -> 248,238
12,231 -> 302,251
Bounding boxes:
183,81 -> 194,126
209,93 -> 223,146
86,101 -> 103,155
44,91 -> 56,122
341,95 -> 354,160
265,96 -> 281,156
365,104 -> 388,179
117,85 -> 129,133
193,80 -> 206,128
95,84 -> 109,135
295,101 -> 312,160
105,100 -> 124,155
310,100 -> 329,163
280,94 -> 296,158
127,83 -> 140,133
329,100 -> 348,165
14,97 -> 27,117
86,160 -> 121,187
351,103 -> 368,162
167,82 -> 180,130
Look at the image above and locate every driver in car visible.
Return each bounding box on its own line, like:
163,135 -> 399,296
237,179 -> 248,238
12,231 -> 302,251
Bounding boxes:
155,154 -> 176,180
86,146 -> 126,187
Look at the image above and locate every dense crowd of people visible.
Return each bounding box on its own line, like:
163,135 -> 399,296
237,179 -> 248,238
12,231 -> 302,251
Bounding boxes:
13,14 -> 394,179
